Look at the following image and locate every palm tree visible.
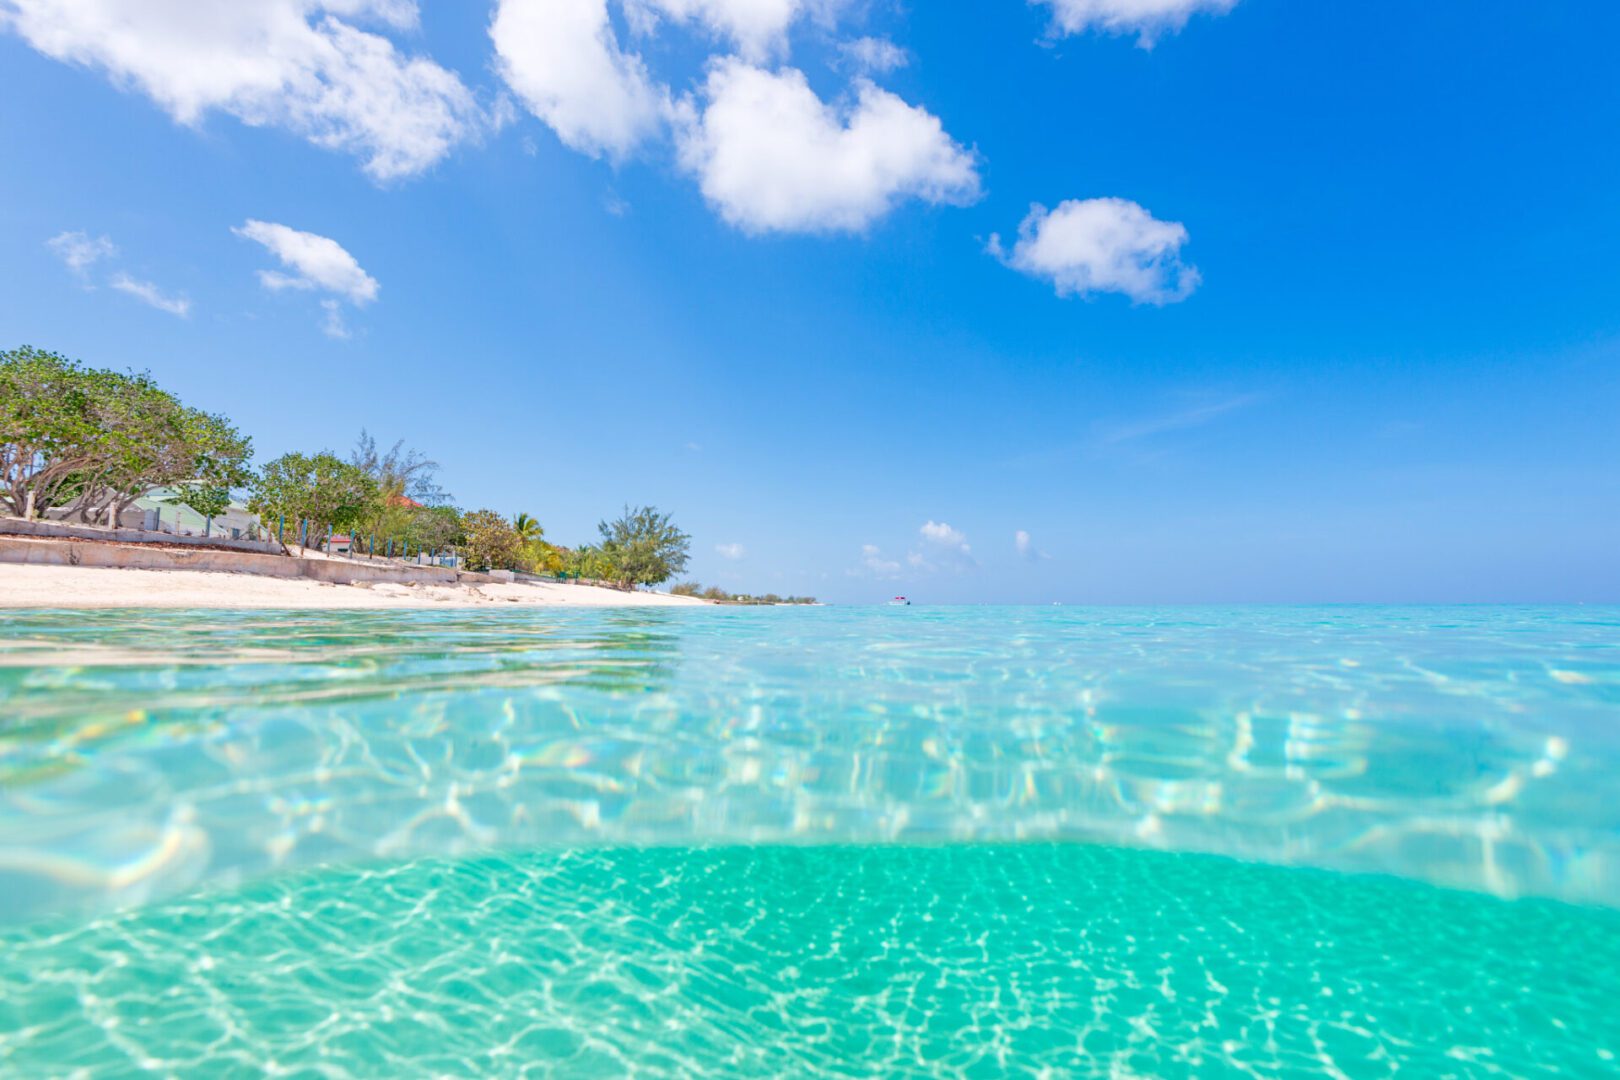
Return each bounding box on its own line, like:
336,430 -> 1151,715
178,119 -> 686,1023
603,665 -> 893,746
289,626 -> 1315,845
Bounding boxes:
513,513 -> 544,544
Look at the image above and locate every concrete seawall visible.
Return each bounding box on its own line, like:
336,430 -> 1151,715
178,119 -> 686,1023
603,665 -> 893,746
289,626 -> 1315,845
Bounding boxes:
1,516 -> 282,555
0,536 -> 461,586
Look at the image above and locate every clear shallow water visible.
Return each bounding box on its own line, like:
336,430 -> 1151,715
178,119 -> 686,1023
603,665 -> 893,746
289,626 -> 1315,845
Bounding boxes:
3,845 -> 1617,1078
2,606 -> 1619,1075
3,606 -> 1617,917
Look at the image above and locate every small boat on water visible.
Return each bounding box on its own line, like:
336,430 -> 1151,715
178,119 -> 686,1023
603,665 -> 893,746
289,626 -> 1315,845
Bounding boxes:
888,596 -> 911,606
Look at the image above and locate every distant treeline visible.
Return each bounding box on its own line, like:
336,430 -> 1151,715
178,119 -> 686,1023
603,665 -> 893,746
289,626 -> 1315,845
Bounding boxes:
671,583 -> 816,605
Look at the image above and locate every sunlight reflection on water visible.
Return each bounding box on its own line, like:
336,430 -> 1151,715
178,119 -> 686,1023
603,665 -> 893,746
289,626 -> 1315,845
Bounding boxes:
2,605 -> 1618,920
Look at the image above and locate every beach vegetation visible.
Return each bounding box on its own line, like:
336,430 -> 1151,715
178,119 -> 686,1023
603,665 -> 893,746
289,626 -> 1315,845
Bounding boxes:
461,509 -> 524,572
249,452 -> 378,550
671,581 -> 817,604
402,504 -> 464,556
596,505 -> 691,589
350,430 -> 451,508
6,346 -> 716,589
0,345 -> 251,523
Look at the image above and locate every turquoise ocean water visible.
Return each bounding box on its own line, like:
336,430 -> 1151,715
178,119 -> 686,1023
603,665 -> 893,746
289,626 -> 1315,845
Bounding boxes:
2,607 -> 1617,1075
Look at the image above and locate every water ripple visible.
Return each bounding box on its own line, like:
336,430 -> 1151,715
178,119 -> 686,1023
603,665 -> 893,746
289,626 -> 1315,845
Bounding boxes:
2,606 -> 1618,920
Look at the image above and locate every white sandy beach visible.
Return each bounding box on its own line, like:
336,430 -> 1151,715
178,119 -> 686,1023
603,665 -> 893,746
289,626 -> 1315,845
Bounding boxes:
0,563 -> 708,609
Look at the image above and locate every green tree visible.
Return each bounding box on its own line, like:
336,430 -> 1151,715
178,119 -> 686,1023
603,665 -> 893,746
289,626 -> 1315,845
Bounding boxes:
0,346 -> 251,523
349,430 -> 451,506
404,504 -> 464,558
179,484 -> 232,536
349,431 -> 453,553
596,505 -> 691,588
461,509 -> 523,572
512,512 -> 543,543
249,452 -> 378,551
564,544 -> 615,582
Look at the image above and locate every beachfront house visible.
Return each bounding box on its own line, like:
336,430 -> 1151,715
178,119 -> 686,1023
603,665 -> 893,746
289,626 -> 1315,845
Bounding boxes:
131,487 -> 262,540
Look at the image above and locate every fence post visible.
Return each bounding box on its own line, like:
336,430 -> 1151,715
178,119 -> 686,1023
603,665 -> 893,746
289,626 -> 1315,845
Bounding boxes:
278,514 -> 285,544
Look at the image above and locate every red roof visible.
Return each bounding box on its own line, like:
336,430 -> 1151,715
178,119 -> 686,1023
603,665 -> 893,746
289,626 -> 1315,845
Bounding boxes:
387,494 -> 423,508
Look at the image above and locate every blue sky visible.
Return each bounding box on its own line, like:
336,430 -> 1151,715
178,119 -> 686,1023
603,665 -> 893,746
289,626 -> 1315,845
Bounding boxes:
3,0 -> 1618,603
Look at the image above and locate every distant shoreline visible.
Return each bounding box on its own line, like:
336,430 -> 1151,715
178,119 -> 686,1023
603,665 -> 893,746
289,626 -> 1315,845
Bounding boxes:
0,562 -> 708,610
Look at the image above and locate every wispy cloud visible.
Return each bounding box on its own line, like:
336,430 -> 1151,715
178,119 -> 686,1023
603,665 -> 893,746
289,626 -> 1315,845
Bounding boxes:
716,542 -> 746,560
838,36 -> 908,74
110,273 -> 191,317
1034,0 -> 1240,47
47,231 -> 116,279
855,543 -> 901,577
1093,393 -> 1261,447
855,521 -> 982,578
1015,529 -> 1050,561
319,299 -> 351,340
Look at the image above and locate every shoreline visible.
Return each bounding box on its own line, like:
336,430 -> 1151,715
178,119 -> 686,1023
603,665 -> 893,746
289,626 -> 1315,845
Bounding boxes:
0,562 -> 709,609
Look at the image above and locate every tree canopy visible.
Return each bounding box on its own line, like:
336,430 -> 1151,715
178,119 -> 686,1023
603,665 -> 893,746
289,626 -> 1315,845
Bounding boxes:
350,430 -> 451,508
248,452 -> 377,549
1,345 -> 251,523
596,505 -> 691,588
461,509 -> 522,572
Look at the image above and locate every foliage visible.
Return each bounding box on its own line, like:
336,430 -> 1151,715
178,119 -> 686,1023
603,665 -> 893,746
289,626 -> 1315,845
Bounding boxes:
249,452 -> 378,549
673,581 -> 816,604
0,345 -> 251,523
178,484 -> 232,524
404,504 -> 464,554
461,509 -> 524,572
349,430 -> 456,551
512,512 -> 543,543
528,542 -> 567,574
350,430 -> 451,507
596,505 -> 691,588
562,544 -> 616,582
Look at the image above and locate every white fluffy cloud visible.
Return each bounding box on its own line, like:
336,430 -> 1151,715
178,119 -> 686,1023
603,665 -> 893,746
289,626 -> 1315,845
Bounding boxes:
716,542 -> 746,560
677,60 -> 979,234
913,520 -> 976,571
1034,0 -> 1238,45
1,0 -> 485,180
109,272 -> 191,317
991,197 -> 1199,304
491,0 -> 667,160
46,230 -> 115,276
919,520 -> 969,552
234,219 -> 378,304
